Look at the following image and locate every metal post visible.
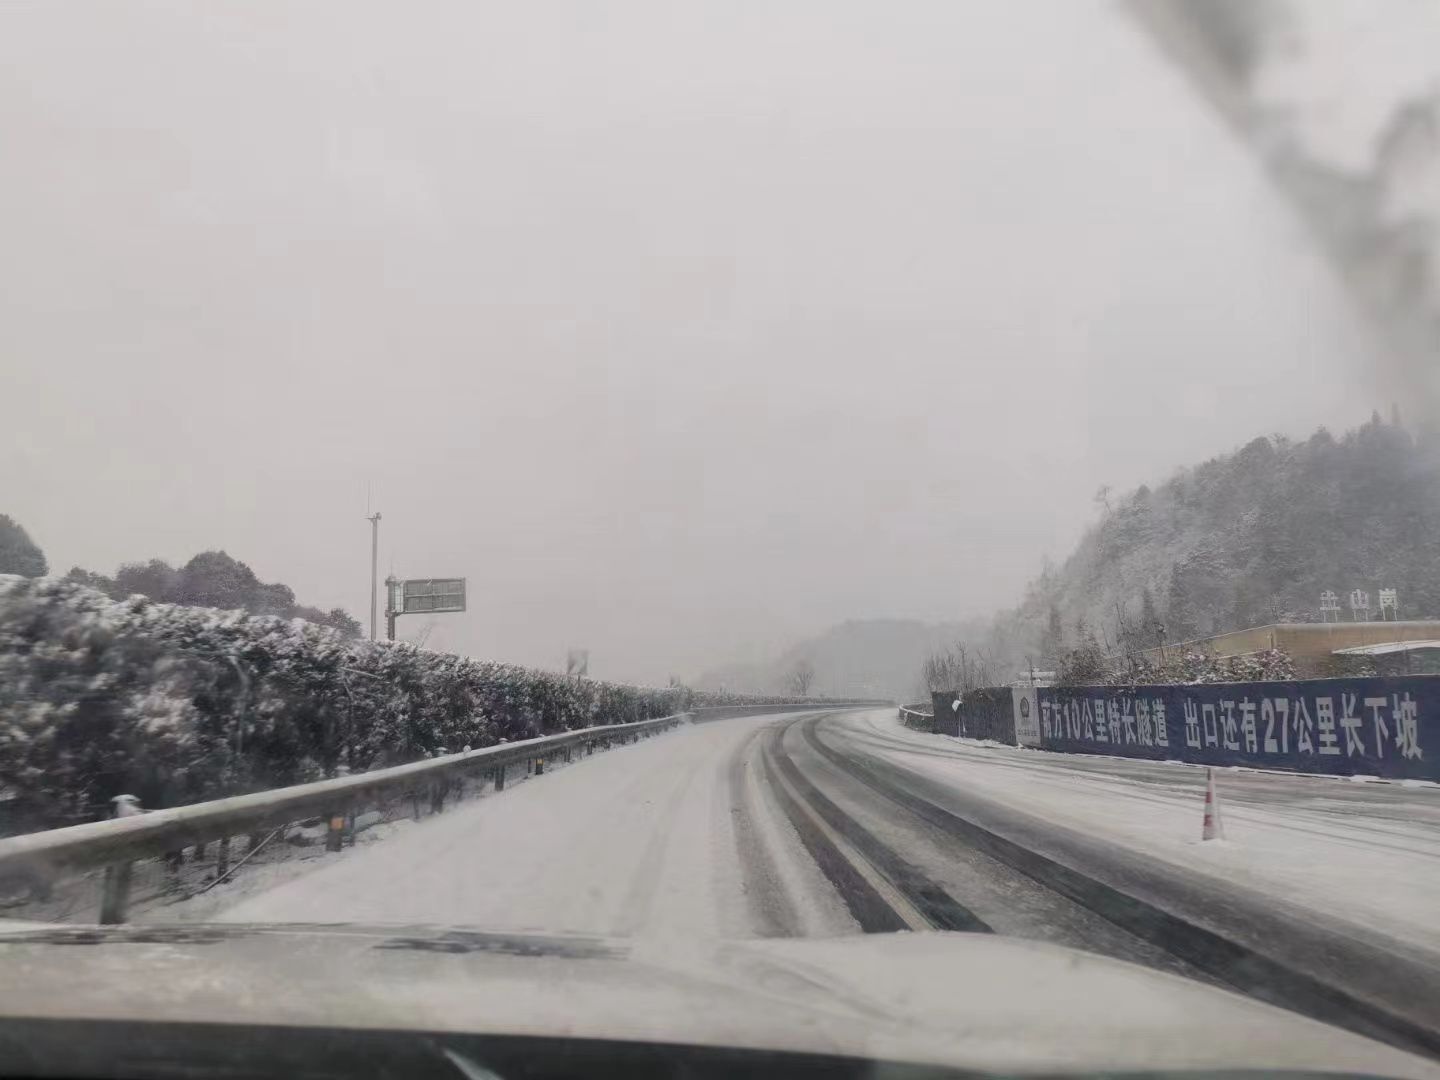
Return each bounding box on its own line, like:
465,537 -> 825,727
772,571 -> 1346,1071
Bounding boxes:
216,836 -> 231,878
367,512 -> 381,641
495,764 -> 506,791
99,863 -> 132,925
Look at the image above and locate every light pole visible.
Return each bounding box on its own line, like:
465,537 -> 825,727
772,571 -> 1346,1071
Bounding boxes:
366,512 -> 381,640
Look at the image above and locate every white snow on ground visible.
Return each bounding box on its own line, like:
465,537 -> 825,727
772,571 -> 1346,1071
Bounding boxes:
843,710 -> 1440,953
126,817 -> 425,925
216,714 -> 856,939
193,705 -> 1439,962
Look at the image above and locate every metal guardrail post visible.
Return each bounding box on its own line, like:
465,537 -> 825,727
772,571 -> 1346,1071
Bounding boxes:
98,862 -> 131,925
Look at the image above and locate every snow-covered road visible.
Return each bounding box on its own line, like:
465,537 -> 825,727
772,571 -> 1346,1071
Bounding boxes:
212,707 -> 1440,1055
833,709 -> 1440,953
218,711 -> 856,937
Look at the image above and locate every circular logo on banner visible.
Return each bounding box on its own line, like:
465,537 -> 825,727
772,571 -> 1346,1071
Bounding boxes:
1020,696 -> 1032,719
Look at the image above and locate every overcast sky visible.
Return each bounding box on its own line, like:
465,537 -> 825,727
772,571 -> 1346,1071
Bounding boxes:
1,1 -> 1387,683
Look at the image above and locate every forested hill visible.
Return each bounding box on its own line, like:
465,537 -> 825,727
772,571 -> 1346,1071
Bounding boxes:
61,551 -> 360,636
1008,414 -> 1440,661
0,515 -> 360,638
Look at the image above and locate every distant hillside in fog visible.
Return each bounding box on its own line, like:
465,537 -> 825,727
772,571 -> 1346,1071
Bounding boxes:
698,416 -> 1440,698
695,617 -> 985,702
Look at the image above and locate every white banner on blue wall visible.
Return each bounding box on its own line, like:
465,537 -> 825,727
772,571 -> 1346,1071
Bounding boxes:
1013,685 -> 1041,746
1038,676 -> 1433,780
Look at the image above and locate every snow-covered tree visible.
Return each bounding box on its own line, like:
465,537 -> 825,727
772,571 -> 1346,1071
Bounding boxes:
0,515 -> 46,577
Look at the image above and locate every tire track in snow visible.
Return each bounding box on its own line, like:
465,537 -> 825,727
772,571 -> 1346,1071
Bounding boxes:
725,725 -> 802,938
760,717 -> 990,934
611,751 -> 701,936
758,741 -> 911,933
804,713 -> 1440,1063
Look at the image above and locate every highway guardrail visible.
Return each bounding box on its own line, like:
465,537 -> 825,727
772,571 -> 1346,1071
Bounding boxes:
689,702 -> 888,723
898,704 -> 934,731
0,713 -> 685,924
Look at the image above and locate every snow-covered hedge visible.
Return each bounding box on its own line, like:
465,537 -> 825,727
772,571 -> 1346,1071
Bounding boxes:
1057,645 -> 1298,688
0,576 -> 837,828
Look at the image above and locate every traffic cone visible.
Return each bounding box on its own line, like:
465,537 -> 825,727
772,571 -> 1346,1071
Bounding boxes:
1201,767 -> 1224,841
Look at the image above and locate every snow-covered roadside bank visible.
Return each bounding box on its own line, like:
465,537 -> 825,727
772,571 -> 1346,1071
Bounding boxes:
126,816 -> 427,925
0,747 -> 589,927
838,710 -> 1440,955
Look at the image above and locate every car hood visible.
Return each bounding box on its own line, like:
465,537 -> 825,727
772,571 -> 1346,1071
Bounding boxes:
0,922 -> 1433,1078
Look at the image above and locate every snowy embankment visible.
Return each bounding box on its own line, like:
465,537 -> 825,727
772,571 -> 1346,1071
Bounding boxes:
851,710 -> 1440,955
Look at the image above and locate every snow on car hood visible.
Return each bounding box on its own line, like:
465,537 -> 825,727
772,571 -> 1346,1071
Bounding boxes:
0,922 -> 1433,1078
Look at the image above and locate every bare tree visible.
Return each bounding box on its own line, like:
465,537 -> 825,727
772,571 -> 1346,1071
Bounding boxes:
922,649 -> 958,692
970,646 -> 999,691
922,640 -> 998,694
787,658 -> 816,696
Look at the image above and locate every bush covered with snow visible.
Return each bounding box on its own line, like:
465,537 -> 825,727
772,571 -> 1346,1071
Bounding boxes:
0,575 -> 844,827
1056,645 -> 1298,689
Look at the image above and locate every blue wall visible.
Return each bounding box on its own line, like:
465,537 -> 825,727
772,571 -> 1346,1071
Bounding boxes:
932,689 -> 1017,743
1038,677 -> 1436,781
